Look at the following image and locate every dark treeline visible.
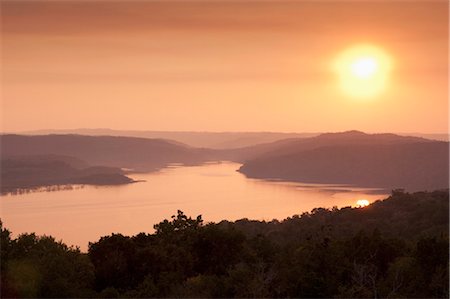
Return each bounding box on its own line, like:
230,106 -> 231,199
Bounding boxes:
1,190 -> 448,298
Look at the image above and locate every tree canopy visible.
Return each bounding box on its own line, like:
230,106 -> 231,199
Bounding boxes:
1,190 -> 448,298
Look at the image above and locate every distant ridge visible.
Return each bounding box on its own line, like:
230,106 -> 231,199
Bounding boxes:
16,129 -> 318,149
223,130 -> 433,162
0,134 -> 215,172
13,128 -> 449,149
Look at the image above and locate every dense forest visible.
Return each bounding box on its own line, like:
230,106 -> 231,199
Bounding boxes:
1,190 -> 448,298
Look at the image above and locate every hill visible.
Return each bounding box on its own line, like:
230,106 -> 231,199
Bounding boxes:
0,134 -> 214,172
238,131 -> 449,191
1,155 -> 134,194
17,129 -> 449,148
2,131 -> 448,192
18,129 -> 318,149
221,130 -> 432,162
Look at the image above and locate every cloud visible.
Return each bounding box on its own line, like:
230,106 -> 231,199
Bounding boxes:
2,0 -> 447,39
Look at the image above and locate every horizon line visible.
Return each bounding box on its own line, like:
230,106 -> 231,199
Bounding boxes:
1,128 -> 449,136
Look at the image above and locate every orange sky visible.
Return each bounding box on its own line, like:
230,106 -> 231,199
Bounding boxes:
1,1 -> 448,133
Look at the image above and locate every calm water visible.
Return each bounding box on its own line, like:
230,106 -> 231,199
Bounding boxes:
1,162 -> 387,251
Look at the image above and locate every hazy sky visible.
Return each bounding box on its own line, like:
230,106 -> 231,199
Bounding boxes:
1,0 -> 448,133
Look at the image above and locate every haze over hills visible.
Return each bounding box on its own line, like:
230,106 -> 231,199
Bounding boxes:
17,129 -> 319,149
0,134 -> 215,172
1,131 -> 448,193
16,128 -> 449,149
0,134 -> 220,193
223,130 -> 435,162
238,131 -> 449,192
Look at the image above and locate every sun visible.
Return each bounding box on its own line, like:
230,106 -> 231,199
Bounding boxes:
351,57 -> 378,79
333,44 -> 393,99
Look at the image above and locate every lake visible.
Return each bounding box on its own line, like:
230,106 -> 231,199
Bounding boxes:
0,162 -> 387,251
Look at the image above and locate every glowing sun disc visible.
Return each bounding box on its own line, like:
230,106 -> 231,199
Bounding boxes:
333,44 -> 392,98
351,57 -> 378,78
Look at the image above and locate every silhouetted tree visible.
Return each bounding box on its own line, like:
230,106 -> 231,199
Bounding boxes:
1,190 -> 448,298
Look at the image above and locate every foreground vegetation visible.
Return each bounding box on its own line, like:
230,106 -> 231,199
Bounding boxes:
1,190 -> 448,298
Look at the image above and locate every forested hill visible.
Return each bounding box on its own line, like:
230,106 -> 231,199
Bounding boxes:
237,131 -> 449,191
223,130 -> 433,162
1,155 -> 134,194
1,190 -> 448,298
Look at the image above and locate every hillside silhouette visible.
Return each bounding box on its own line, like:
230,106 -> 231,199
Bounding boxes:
219,130 -> 432,162
1,134 -> 214,172
20,129 -> 318,149
237,131 -> 449,191
1,155 -> 134,194
1,131 -> 448,192
20,129 -> 450,148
